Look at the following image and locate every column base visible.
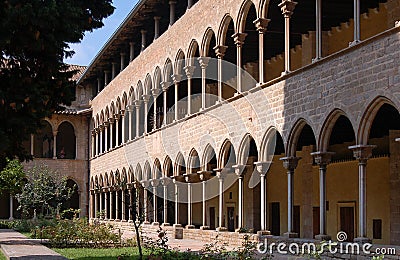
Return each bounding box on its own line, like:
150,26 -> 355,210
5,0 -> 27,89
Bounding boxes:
161,223 -> 170,226
173,224 -> 182,228
354,237 -> 372,244
281,70 -> 290,76
109,219 -> 114,221
216,227 -> 228,232
128,220 -> 133,223
186,225 -> 195,229
114,219 -> 121,222
143,221 -> 150,225
121,219 -> 127,222
349,40 -> 361,47
315,234 -> 331,241
395,21 -> 400,27
257,230 -> 271,236
200,226 -> 210,230
284,232 -> 298,238
8,217 -> 14,221
152,222 -> 160,226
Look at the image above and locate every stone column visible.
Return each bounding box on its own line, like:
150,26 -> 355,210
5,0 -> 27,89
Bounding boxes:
161,82 -> 170,126
161,177 -> 171,226
109,190 -> 114,220
104,122 -> 108,152
172,178 -> 181,227
129,42 -> 135,62
104,188 -> 109,220
280,156 -> 301,238
255,161 -> 273,234
104,70 -> 110,86
187,0 -> 193,9
120,53 -> 126,71
97,77 -> 102,93
216,169 -> 228,231
116,116 -> 120,146
151,179 -> 160,225
111,62 -> 117,80
30,134 -> 34,156
197,57 -> 210,110
232,33 -> 247,93
126,106 -> 132,141
314,0 -> 322,61
140,30 -> 147,53
99,192 -> 103,219
121,113 -> 125,143
128,187 -> 133,222
94,192 -> 98,218
311,152 -> 335,240
184,65 -> 195,115
90,131 -> 95,158
99,126 -> 103,154
143,95 -> 150,134
169,1 -> 177,26
9,195 -> 14,220
232,165 -> 246,230
134,100 -> 142,137
154,16 -> 161,40
199,171 -> 212,229
52,130 -> 57,159
349,145 -> 376,243
151,88 -> 161,129
141,181 -> 149,223
214,45 -> 227,103
184,174 -> 195,229
115,189 -> 120,221
121,188 -> 126,221
90,191 -> 94,219
352,0 -> 361,44
95,129 -> 99,156
279,0 -> 297,74
171,74 -> 181,121
254,18 -> 270,83
109,119 -> 114,149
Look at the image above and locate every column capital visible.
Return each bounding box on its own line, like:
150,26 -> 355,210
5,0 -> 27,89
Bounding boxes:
103,121 -> 109,127
396,138 -> 400,142
140,180 -> 150,188
171,74 -> 182,84
161,176 -> 171,186
108,117 -> 115,124
120,52 -> 126,57
111,61 -> 117,66
253,18 -> 270,33
126,105 -> 134,112
151,88 -> 161,97
254,161 -> 273,175
280,156 -> 301,171
198,170 -> 213,181
140,29 -> 147,34
150,178 -> 160,187
213,45 -> 228,58
161,81 -> 171,92
311,151 -> 335,167
129,42 -> 135,47
197,56 -> 210,69
134,99 -> 143,108
183,65 -> 196,79
214,168 -> 228,179
184,173 -> 200,183
232,32 -> 247,46
348,145 -> 376,162
142,94 -> 151,103
154,16 -> 161,21
232,164 -> 246,177
279,0 -> 297,18
169,0 -> 177,5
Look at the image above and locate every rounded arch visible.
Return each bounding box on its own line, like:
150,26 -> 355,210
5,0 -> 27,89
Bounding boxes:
34,119 -> 54,158
236,0 -> 257,33
187,39 -> 199,65
153,158 -> 162,179
163,59 -> 173,83
144,74 -> 152,96
188,148 -> 200,173
174,152 -> 186,176
259,0 -> 271,18
100,110 -> 105,125
110,101 -> 116,117
163,156 -> 173,177
116,97 -> 122,114
122,92 -> 128,110
218,139 -> 237,168
200,28 -> 216,57
56,121 -> 76,159
287,118 -> 317,156
143,161 -> 151,181
128,86 -> 135,105
260,127 -> 285,161
218,14 -> 234,45
153,66 -> 162,89
202,144 -> 217,171
237,133 -> 259,165
135,163 -> 142,182
358,96 -> 399,144
174,49 -> 186,75
135,81 -> 143,101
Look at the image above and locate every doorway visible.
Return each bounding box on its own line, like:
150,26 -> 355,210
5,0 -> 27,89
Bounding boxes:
227,207 -> 235,231
209,207 -> 215,230
339,205 -> 355,242
270,202 -> 280,235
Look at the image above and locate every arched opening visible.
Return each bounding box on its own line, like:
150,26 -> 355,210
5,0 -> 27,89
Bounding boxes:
62,179 -> 80,219
328,115 -> 356,161
188,149 -> 201,174
191,45 -> 202,113
34,120 -> 53,158
164,157 -> 175,225
241,3 -> 259,83
56,121 -> 76,159
165,60 -> 175,125
204,30 -> 218,108
221,18 -> 237,100
175,51 -> 188,120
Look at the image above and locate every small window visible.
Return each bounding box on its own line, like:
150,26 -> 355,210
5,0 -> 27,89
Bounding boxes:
229,192 -> 232,200
373,219 -> 382,239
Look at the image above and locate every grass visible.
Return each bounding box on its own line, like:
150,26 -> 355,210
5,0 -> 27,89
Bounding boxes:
53,247 -> 148,260
0,250 -> 6,260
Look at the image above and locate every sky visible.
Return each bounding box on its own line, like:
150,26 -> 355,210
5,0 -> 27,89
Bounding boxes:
64,0 -> 138,66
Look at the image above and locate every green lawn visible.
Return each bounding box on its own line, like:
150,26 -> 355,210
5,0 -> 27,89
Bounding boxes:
53,247 -> 147,260
0,250 -> 6,260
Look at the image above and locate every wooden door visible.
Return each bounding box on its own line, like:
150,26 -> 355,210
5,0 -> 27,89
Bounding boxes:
209,207 -> 215,230
270,202 -> 280,235
294,205 -> 300,235
227,207 -> 235,231
340,206 -> 355,242
313,207 -> 320,238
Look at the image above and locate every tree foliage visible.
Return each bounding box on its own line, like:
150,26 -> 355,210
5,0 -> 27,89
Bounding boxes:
16,164 -> 74,218
0,0 -> 114,168
0,158 -> 26,196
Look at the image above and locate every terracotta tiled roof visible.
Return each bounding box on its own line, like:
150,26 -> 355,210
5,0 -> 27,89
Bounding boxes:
67,64 -> 87,82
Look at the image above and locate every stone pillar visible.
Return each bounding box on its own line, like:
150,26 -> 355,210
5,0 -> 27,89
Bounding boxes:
129,42 -> 135,62
199,171 -> 212,229
352,0 -> 361,44
140,30 -> 147,52
184,65 -> 195,115
52,130 -> 57,159
90,191 -> 94,219
314,0 -> 322,61
216,169 -> 228,231
311,152 -> 335,240
109,190 -> 114,220
173,178 -> 181,227
109,119 -> 114,149
128,188 -> 133,222
279,0 -> 297,74
280,156 -> 301,238
30,134 -> 34,156
99,126 -> 103,154
349,145 -> 376,243
232,165 -> 246,230
254,18 -> 270,83
95,129 -> 99,156
97,77 -> 102,93
232,33 -> 247,93
154,16 -> 161,40
143,95 -> 150,134
115,116 -> 120,146
9,195 -> 14,220
151,88 -> 161,129
151,179 -> 160,225
90,131 -> 95,158
121,189 -> 126,221
214,45 -> 227,103
94,192 -> 98,218
161,82 -> 170,126
111,62 -> 117,80
104,123 -> 108,152
187,0 -> 193,9
104,189 -> 109,220
171,74 -> 181,121
255,162 -> 273,234
169,1 -> 177,26
121,113 -> 125,143
184,174 -> 195,229
99,192 -> 103,219
161,177 -> 171,226
134,100 -> 142,137
104,70 -> 109,86
197,57 -> 210,110
115,190 -> 120,221
120,53 -> 126,71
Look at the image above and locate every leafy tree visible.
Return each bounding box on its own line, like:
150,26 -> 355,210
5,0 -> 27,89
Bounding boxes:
0,158 -> 26,196
0,0 -> 114,168
16,164 -> 74,218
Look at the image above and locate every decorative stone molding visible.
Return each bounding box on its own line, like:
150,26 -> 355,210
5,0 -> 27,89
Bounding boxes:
348,144 -> 376,163
253,18 -> 270,33
311,151 -> 335,166
279,0 -> 297,18
232,32 -> 247,47
280,156 -> 301,171
213,45 -> 228,58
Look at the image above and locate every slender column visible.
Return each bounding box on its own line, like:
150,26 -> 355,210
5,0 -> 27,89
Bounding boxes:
197,57 -> 210,110
52,131 -> 57,159
199,171 -> 212,229
99,127 -> 103,154
154,16 -> 161,40
173,178 -> 180,226
233,165 -> 246,230
120,53 -> 126,71
126,106 -> 133,141
151,179 -> 160,224
254,18 -> 270,83
95,129 -> 99,156
161,177 -> 171,226
115,190 -> 120,221
99,192 -> 103,219
94,192 -> 98,218
172,74 -> 181,121
187,0 -> 193,9
104,189 -> 108,220
169,1 -> 177,26
280,156 -> 301,238
314,0 -> 322,60
161,82 -> 170,126
104,70 -> 110,86
97,77 -> 102,93
90,191 -> 94,219
109,190 -> 114,220
232,33 -> 247,93
115,116 -> 120,146
121,113 -> 125,143
151,88 -> 161,130
90,131 -> 95,158
184,174 -> 195,229
129,42 -> 135,62
104,123 -> 108,151
143,95 -> 150,134
184,65 -> 195,115
30,134 -> 34,156
9,195 -> 14,220
109,120 -> 114,149
349,145 -> 376,243
311,152 -> 335,240
214,46 -> 227,102
353,0 -> 361,44
111,62 -> 117,80
134,100 -> 142,137
216,169 -> 228,231
142,181 -> 149,224
122,189 -> 126,221
279,0 -> 297,74
128,188 -> 133,222
141,30 -> 147,52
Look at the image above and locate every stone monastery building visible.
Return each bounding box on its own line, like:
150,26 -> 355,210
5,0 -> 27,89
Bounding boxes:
4,0 -> 400,248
